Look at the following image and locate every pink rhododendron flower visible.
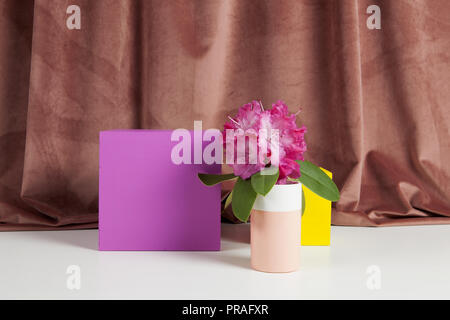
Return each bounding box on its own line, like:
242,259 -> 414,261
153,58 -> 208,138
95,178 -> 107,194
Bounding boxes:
224,100 -> 307,183
224,101 -> 266,179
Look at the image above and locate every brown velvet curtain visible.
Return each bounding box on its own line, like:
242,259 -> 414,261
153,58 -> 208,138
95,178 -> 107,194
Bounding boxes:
1,0 -> 449,230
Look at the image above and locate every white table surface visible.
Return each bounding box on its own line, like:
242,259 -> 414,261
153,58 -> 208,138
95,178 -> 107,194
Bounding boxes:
1,223 -> 449,299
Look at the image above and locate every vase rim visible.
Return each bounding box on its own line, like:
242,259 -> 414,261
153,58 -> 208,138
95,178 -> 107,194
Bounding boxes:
273,182 -> 300,187
253,182 -> 302,212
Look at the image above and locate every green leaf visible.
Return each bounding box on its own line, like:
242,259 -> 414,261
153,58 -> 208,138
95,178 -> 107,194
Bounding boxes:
232,177 -> 257,222
296,160 -> 340,202
251,167 -> 279,196
224,190 -> 233,209
302,188 -> 305,215
198,173 -> 236,186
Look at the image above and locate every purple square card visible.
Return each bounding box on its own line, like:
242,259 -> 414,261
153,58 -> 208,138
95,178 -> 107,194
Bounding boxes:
99,130 -> 221,251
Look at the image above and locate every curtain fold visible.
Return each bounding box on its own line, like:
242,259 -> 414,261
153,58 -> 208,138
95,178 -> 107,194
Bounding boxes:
0,0 -> 449,230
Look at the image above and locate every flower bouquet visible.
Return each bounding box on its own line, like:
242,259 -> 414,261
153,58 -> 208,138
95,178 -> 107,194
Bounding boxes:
198,100 -> 340,272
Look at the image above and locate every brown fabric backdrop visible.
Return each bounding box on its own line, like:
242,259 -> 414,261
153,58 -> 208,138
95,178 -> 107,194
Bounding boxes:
1,0 -> 449,230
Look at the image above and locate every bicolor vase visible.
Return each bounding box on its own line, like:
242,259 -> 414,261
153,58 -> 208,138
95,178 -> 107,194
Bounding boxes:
250,183 -> 302,273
